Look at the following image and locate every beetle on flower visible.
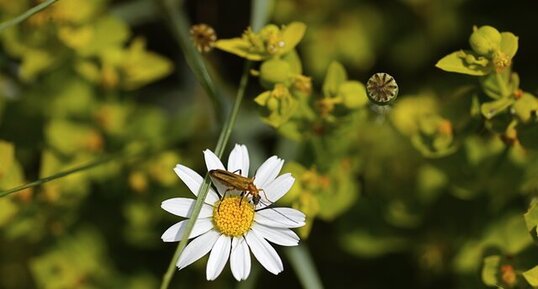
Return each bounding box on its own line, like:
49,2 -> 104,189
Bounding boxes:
161,144 -> 305,281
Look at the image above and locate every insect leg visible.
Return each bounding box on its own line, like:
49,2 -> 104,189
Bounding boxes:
259,189 -> 273,205
218,188 -> 233,212
239,191 -> 246,206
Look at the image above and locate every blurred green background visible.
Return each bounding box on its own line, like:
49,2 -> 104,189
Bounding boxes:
1,0 -> 538,288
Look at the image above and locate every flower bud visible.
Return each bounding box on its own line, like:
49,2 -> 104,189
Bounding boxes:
259,59 -> 292,89
469,25 -> 501,56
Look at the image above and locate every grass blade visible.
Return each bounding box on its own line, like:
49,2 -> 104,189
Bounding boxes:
0,0 -> 59,32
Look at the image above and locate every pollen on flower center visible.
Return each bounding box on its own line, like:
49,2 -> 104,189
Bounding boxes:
213,196 -> 255,237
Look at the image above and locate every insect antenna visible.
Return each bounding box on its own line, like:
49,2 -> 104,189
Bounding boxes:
255,201 -> 301,225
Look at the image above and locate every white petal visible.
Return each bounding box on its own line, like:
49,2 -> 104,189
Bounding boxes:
173,164 -> 220,205
251,223 -> 299,246
177,229 -> 220,269
254,156 -> 284,188
161,198 -> 213,218
254,208 -> 305,228
245,230 -> 283,275
203,149 -> 225,171
161,218 -> 213,242
258,173 -> 295,208
230,236 -> 251,281
206,234 -> 231,280
227,144 -> 250,177
203,150 -> 229,196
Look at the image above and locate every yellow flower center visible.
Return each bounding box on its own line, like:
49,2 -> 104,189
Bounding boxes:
213,196 -> 255,237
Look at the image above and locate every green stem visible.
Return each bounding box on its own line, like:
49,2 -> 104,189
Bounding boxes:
0,0 -> 59,32
214,63 -> 252,155
156,0 -> 228,124
0,154 -> 120,198
284,245 -> 324,289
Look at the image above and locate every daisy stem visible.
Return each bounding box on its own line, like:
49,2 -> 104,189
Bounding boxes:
0,0 -> 59,32
160,61 -> 252,289
159,1 -> 269,287
284,245 -> 324,289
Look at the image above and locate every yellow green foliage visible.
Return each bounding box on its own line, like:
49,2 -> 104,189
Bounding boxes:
215,22 -> 306,61
30,230 -> 115,289
0,0 -> 172,88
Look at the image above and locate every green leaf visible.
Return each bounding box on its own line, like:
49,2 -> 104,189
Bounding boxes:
391,95 -> 439,136
280,22 -> 307,55
77,15 -> 130,57
46,120 -> 101,155
513,93 -> 538,123
254,91 -> 271,106
481,255 -> 501,286
259,58 -> 293,89
338,81 -> 368,109
119,38 -> 174,90
281,49 -> 303,75
435,50 -> 491,76
524,266 -> 538,287
483,214 -> 533,254
500,32 -> 518,59
214,38 -> 264,61
480,97 -> 514,119
322,61 -> 347,97
20,49 -> 56,81
524,202 -> 538,239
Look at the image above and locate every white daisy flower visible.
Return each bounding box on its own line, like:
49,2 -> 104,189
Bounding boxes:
161,144 -> 305,281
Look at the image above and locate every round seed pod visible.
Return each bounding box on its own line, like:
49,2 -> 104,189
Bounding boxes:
366,73 -> 398,105
469,25 -> 501,56
190,23 -> 217,53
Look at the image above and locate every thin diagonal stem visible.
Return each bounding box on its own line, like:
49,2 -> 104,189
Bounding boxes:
0,0 -> 59,32
0,156 -> 114,198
